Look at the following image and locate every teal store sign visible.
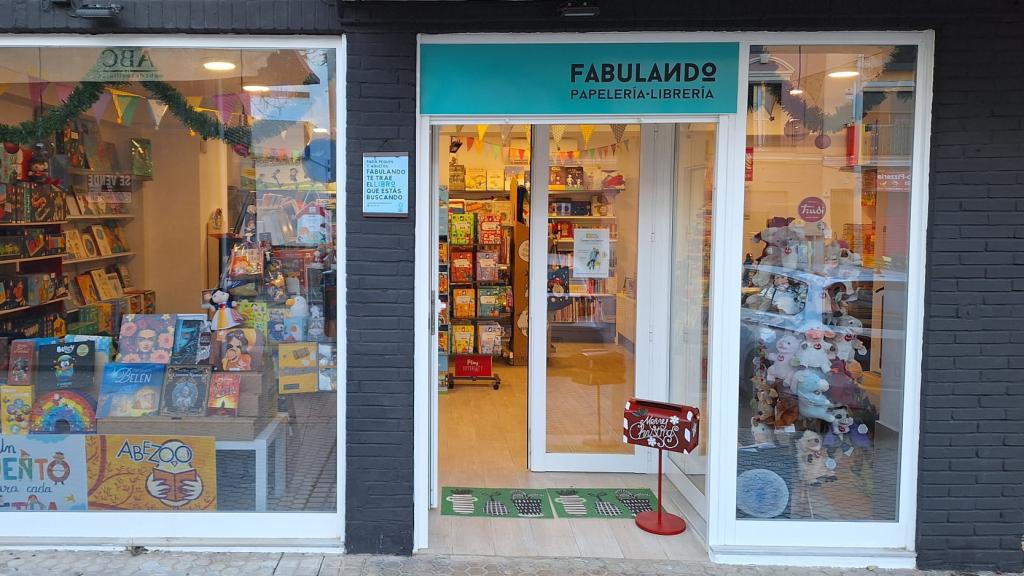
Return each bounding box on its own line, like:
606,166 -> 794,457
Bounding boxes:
420,42 -> 739,115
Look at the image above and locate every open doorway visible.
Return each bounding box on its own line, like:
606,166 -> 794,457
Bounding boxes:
429,122 -> 716,559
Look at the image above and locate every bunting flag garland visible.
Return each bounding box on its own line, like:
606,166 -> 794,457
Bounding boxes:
27,78 -> 49,107
55,84 -> 75,104
466,136 -> 475,151
455,124 -> 463,135
550,124 -> 566,149
476,124 -> 488,141
148,100 -> 169,129
610,123 -> 627,144
499,124 -> 513,147
112,93 -> 133,124
121,97 -> 141,126
213,93 -> 236,124
579,124 -> 595,148
91,92 -> 112,123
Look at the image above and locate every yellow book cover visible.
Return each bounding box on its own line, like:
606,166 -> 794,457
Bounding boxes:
0,385 -> 31,435
278,342 -> 318,394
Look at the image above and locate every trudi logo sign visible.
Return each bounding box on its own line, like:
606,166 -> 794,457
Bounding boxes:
569,61 -> 719,102
87,47 -> 161,82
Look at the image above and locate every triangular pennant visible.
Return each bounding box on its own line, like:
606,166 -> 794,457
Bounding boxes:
148,100 -> 169,129
610,123 -> 627,144
579,124 -> 595,148
113,94 -> 138,124
550,124 -> 566,149
186,96 -> 203,109
476,124 -> 488,141
27,77 -> 49,106
91,92 -> 112,123
121,97 -> 141,126
567,151 -> 576,161
213,94 -> 236,124
466,136 -> 475,151
55,84 -> 74,104
455,125 -> 464,135
499,125 -> 513,147
517,148 -> 525,161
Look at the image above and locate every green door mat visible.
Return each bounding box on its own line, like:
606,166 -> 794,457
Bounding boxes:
441,487 -> 554,518
547,488 -> 659,518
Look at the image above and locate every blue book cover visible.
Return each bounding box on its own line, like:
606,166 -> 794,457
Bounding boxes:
97,363 -> 166,418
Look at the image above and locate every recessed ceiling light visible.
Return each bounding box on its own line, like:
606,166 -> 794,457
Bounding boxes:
312,127 -> 329,134
242,85 -> 271,93
827,70 -> 859,79
789,88 -> 804,95
203,61 -> 236,72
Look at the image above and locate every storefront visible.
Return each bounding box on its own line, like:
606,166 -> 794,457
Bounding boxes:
0,33 -> 346,544
413,32 -> 932,567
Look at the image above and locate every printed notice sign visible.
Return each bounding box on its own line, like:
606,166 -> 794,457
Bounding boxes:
363,153 -> 409,216
573,228 -> 611,279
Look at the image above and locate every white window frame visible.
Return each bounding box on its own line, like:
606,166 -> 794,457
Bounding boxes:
0,34 -> 347,548
414,31 -> 933,567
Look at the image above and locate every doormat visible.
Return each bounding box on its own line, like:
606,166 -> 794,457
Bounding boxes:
546,488 -> 659,519
441,487 -> 554,518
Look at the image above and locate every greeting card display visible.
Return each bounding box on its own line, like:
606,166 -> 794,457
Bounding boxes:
206,373 -> 241,416
450,250 -> 474,283
118,314 -> 176,363
36,341 -> 96,394
452,288 -> 476,319
449,214 -> 475,246
160,365 -> 212,417
97,363 -> 165,417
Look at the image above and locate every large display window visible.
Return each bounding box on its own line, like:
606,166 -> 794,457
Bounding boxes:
0,39 -> 341,532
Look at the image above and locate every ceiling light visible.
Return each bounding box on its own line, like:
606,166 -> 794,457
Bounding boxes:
312,127 -> 329,134
789,88 -> 804,95
203,61 -> 236,72
242,85 -> 271,93
828,70 -> 859,79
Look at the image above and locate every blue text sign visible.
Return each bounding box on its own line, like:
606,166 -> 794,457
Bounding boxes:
363,153 -> 409,217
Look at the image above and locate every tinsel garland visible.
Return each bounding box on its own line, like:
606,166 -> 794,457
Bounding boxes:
0,79 -> 253,150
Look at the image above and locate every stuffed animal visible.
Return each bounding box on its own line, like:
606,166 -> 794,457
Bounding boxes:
824,405 -> 871,456
773,388 -> 800,428
832,325 -> 867,361
794,370 -> 835,422
770,276 -> 802,315
752,375 -> 778,426
751,417 -> 775,445
205,289 -> 243,331
795,430 -> 836,485
796,326 -> 835,371
750,222 -> 805,286
767,333 -> 801,388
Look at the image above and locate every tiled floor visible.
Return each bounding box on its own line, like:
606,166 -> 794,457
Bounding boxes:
435,355 -> 709,561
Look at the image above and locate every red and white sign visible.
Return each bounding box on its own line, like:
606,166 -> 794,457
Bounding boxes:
623,398 -> 699,455
876,169 -> 911,192
744,147 -> 754,181
453,355 -> 492,378
797,196 -> 827,223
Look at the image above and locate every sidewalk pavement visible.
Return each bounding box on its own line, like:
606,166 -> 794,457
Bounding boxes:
0,550 -> 1012,576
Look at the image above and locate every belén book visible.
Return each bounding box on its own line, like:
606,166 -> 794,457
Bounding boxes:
160,365 -> 211,417
97,363 -> 165,417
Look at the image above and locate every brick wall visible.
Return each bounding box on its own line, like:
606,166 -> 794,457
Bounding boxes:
344,30 -> 419,555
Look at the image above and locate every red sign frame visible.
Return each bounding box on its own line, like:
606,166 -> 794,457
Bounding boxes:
453,355 -> 493,378
623,398 -> 699,455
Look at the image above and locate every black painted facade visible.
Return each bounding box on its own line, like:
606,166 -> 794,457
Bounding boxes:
0,0 -> 1020,570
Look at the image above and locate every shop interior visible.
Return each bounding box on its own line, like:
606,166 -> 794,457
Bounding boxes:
431,123 -> 711,558
0,47 -> 338,513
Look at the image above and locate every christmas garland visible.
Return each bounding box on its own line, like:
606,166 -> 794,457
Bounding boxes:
0,79 -> 253,151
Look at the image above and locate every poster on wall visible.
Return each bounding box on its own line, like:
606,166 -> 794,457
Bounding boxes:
572,228 -> 611,279
362,152 -> 409,217
86,435 -> 217,511
0,435 -> 88,511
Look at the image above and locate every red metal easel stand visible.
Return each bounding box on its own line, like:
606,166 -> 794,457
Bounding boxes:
635,448 -> 686,535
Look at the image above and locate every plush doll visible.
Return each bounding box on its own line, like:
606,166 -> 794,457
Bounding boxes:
824,405 -> 871,457
751,417 -> 775,445
752,374 -> 778,426
204,289 -> 243,330
795,430 -> 836,485
825,281 -> 857,319
773,388 -> 800,428
796,325 -> 835,371
793,369 -> 835,422
766,333 -> 801,388
751,222 -> 803,286
770,275 -> 802,314
832,325 -> 867,361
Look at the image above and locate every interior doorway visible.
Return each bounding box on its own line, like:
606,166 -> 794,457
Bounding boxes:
429,121 -> 718,558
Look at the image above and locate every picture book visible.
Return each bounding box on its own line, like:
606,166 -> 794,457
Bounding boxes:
64,121 -> 90,169
478,286 -> 512,317
486,170 -> 504,192
64,192 -> 81,217
448,163 -> 466,191
476,249 -> 500,283
448,213 -> 475,246
170,315 -> 211,365
97,363 -> 165,418
478,214 -> 502,245
236,300 -> 269,338
449,250 -> 474,283
35,341 -> 96,395
452,288 -> 476,319
0,236 -> 24,260
590,193 -> 613,217
1,385 -> 31,434
106,272 -> 124,296
90,268 -> 117,301
565,166 -> 585,190
438,327 -> 450,354
278,342 -> 318,395
438,242 -> 449,264
117,314 -> 176,363
24,228 -> 45,257
206,372 -> 241,416
115,263 -> 132,289
549,166 -> 566,191
477,322 -> 503,355
463,200 -> 491,214
108,223 -> 129,252
89,226 -> 112,257
75,274 -> 99,304
160,365 -> 211,417
29,389 -> 96,434
130,138 -> 153,178
215,328 -> 262,371
437,300 -> 449,325
80,230 -> 99,258
317,344 -> 336,391
438,271 -> 449,294
465,168 -> 487,191
452,324 -> 475,354
64,229 -> 86,260
95,141 -> 118,172
492,200 -> 514,226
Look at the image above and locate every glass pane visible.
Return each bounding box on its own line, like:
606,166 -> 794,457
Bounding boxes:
0,46 -> 337,513
737,45 -> 917,521
668,123 -> 716,495
546,124 -> 638,454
